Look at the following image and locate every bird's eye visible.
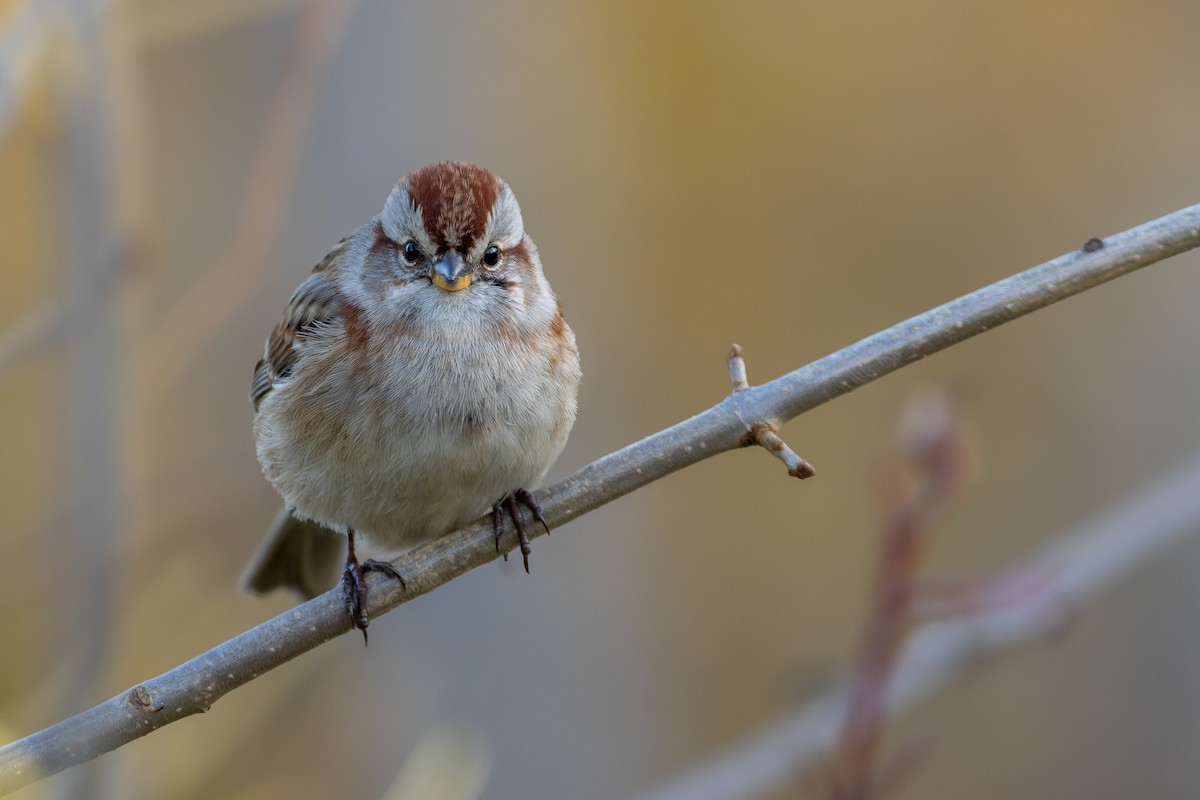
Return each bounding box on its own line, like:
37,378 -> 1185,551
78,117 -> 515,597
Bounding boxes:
482,245 -> 502,268
402,240 -> 421,264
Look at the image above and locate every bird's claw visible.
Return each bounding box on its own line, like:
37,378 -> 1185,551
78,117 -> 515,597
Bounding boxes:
493,489 -> 549,573
341,546 -> 405,646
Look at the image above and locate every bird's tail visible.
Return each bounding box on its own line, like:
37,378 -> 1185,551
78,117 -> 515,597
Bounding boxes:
240,506 -> 344,601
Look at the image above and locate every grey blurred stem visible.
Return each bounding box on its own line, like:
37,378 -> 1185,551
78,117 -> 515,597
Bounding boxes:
630,452 -> 1200,800
50,2 -> 130,798
1,204 -> 1199,795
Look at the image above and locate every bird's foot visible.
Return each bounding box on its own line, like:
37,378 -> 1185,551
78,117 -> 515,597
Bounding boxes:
342,530 -> 405,645
492,488 -> 550,573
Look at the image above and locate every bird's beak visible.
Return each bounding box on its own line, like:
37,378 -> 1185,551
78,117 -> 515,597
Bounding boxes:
431,251 -> 472,292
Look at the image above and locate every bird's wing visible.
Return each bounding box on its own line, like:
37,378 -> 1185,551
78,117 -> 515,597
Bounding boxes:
251,234 -> 354,411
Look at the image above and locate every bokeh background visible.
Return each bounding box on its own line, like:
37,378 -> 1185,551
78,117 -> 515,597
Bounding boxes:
4,1 -> 1200,798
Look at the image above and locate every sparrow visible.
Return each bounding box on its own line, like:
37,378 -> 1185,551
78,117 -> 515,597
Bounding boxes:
241,161 -> 581,639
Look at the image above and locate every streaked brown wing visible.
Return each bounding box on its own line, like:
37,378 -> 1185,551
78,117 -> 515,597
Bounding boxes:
250,234 -> 353,411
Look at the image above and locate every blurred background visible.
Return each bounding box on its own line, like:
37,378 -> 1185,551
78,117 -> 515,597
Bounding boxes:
4,1 -> 1200,798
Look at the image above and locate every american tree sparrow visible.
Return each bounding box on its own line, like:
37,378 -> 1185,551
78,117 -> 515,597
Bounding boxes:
242,162 -> 581,639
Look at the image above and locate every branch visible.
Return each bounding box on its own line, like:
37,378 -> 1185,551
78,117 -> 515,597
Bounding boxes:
0,2 -> 50,140
2,205 -> 1198,794
829,392 -> 972,800
135,0 -> 359,397
629,450 -> 1200,800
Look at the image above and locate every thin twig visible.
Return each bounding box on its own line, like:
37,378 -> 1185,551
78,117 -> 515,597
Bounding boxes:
729,345 -> 815,477
728,344 -> 750,392
49,3 -> 139,795
630,452 -> 1200,800
749,422 -> 817,479
0,4 -> 151,386
829,393 -> 970,800
0,299 -> 67,389
135,0 -> 357,397
0,2 -> 49,139
1,205 -> 1198,794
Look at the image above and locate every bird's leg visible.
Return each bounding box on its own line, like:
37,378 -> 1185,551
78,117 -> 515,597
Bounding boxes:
492,489 -> 550,573
341,529 -> 405,645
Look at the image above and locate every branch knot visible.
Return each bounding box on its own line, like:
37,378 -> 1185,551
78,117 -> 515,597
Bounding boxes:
127,686 -> 164,713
